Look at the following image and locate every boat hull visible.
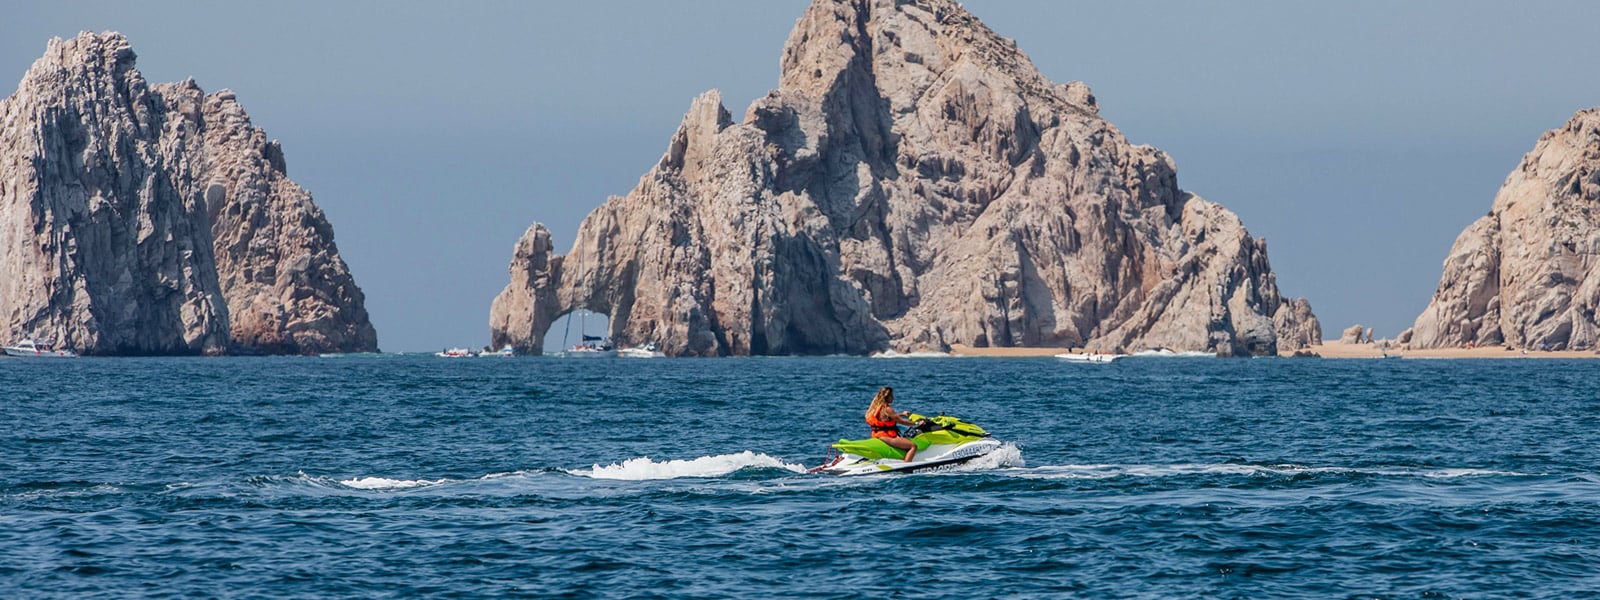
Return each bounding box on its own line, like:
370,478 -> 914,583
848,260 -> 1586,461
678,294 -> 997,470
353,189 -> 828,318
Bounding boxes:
618,348 -> 664,358
4,347 -> 77,358
1054,352 -> 1124,363
561,349 -> 617,359
814,438 -> 1004,476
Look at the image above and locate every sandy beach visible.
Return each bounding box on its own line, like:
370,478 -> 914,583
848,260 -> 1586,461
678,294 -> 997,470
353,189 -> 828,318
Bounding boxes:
947,344 -> 1067,357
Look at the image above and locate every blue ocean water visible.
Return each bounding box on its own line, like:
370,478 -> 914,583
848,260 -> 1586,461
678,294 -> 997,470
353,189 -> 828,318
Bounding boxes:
3,355 -> 1599,598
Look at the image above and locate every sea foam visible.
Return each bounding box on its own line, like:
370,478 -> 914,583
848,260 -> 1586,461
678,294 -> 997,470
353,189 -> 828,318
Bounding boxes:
339,476 -> 451,490
948,442 -> 1026,471
570,451 -> 807,480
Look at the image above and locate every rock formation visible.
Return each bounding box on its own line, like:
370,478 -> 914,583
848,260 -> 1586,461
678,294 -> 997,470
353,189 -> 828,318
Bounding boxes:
491,0 -> 1318,356
0,32 -> 376,354
1410,108 -> 1600,350
1340,324 -> 1365,344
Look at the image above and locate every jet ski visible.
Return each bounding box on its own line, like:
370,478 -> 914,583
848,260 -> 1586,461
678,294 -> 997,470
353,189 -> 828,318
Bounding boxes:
809,413 -> 1004,476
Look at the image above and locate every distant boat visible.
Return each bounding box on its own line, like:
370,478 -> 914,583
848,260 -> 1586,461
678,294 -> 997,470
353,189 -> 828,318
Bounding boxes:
435,347 -> 475,358
559,309 -> 615,358
3,339 -> 78,358
870,350 -> 952,359
561,342 -> 616,359
1054,351 -> 1125,363
483,346 -> 516,357
618,343 -> 664,359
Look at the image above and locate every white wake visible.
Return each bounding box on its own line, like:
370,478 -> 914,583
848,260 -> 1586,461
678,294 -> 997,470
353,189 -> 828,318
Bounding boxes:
568,451 -> 808,480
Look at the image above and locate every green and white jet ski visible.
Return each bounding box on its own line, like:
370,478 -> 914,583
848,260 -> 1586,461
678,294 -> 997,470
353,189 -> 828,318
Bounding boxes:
809,414 -> 1003,476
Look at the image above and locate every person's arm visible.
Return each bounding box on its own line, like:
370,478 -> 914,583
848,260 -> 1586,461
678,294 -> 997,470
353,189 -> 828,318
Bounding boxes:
874,406 -> 898,424
893,411 -> 920,426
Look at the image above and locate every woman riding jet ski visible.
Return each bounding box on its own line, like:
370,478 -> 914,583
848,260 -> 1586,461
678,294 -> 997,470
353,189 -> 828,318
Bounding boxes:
809,387 -> 1005,476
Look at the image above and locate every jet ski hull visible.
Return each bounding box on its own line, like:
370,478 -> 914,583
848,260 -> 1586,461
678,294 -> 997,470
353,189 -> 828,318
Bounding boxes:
813,438 -> 1004,476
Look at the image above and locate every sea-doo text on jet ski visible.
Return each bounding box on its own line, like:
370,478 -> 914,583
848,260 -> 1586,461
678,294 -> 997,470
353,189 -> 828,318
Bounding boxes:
809,414 -> 1004,476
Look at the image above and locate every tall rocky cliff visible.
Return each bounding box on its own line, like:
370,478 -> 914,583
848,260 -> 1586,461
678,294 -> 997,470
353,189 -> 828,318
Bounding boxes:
0,32 -> 376,355
491,0 -> 1318,356
1409,109 -> 1600,350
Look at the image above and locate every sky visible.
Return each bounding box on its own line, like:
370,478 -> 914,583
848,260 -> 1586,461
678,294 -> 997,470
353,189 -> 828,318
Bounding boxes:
5,1 -> 1600,352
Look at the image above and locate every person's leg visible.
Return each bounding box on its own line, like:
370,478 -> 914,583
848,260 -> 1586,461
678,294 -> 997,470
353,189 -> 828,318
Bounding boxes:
885,436 -> 916,462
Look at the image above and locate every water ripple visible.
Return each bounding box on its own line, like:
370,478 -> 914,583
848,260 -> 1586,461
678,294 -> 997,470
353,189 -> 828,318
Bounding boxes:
3,356 -> 1600,597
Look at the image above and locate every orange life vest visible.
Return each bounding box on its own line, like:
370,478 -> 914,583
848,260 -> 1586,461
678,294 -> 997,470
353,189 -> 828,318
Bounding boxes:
866,409 -> 899,438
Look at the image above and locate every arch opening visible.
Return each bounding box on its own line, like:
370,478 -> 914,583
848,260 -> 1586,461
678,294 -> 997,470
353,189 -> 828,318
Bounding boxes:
543,308 -> 612,355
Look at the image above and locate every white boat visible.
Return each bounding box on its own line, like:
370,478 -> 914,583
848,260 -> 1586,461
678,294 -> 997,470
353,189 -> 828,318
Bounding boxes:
482,346 -> 515,357
557,308 -> 616,358
1054,351 -> 1126,363
435,347 -> 475,358
561,343 -> 617,359
4,339 -> 78,358
618,343 -> 664,358
870,350 -> 952,359
560,333 -> 617,358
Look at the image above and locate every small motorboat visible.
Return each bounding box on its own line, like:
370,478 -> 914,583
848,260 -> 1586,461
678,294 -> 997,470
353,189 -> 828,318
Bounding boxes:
1054,351 -> 1125,363
435,347 -> 475,358
3,339 -> 78,358
810,414 -> 1005,476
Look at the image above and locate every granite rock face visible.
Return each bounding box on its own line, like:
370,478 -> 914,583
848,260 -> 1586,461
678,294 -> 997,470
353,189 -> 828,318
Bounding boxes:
156,80 -> 376,354
1340,324 -> 1365,344
491,0 -> 1318,356
0,32 -> 376,354
1410,109 -> 1600,350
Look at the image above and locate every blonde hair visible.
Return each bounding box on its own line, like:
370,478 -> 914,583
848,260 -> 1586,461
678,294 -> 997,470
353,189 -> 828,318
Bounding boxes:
865,386 -> 894,421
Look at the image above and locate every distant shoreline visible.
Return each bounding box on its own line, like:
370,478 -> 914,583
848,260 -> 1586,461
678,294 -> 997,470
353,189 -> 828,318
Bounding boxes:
1284,341 -> 1600,359
942,342 -> 1600,359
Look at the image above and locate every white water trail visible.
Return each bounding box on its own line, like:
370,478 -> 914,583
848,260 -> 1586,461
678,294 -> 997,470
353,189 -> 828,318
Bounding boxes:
569,451 -> 807,480
945,442 -> 1026,472
869,350 -> 955,359
339,476 -> 452,490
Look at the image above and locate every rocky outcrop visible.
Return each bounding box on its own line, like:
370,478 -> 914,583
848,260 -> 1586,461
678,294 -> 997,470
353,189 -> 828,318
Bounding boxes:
156,81 -> 376,354
0,32 -> 375,354
1411,109 -> 1600,350
491,0 -> 1318,356
1340,324 -> 1365,344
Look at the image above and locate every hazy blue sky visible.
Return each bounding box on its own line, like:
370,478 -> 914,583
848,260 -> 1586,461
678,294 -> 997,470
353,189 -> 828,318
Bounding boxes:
6,1 -> 1600,352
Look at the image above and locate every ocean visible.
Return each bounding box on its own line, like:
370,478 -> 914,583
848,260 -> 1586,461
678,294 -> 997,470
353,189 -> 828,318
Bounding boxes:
3,355 -> 1598,598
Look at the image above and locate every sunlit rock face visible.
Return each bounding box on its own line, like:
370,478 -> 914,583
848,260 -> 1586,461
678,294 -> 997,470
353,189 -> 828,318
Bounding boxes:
1411,109 -> 1600,350
0,32 -> 376,354
491,0 -> 1317,356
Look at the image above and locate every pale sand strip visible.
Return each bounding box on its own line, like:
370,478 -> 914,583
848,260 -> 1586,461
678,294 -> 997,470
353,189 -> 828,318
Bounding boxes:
944,342 -> 1600,359
948,344 -> 1066,357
